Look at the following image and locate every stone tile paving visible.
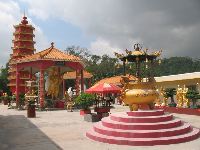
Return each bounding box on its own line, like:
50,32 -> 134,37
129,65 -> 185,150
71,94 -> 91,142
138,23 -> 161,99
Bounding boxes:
0,104 -> 200,150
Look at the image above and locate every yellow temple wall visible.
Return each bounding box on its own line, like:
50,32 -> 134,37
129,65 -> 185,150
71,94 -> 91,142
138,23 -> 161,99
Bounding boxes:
156,79 -> 200,92
155,74 -> 200,104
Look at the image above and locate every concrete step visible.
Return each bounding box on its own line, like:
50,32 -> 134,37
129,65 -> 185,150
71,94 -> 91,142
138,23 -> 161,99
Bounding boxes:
86,127 -> 200,146
110,112 -> 173,123
93,122 -> 191,138
127,109 -> 164,116
102,117 -> 182,130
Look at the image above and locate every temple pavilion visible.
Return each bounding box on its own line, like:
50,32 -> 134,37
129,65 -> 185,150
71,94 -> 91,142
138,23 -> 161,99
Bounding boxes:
7,16 -> 87,108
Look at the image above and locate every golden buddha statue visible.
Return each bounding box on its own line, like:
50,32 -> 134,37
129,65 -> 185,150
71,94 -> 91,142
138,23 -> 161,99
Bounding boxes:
47,67 -> 62,99
155,87 -> 162,106
182,85 -> 189,108
176,85 -> 183,108
160,87 -> 168,106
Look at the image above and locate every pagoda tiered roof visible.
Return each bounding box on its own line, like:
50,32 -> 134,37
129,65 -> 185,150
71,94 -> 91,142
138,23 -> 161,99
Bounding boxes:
12,39 -> 36,43
13,32 -> 35,36
13,24 -> 35,29
11,46 -> 35,51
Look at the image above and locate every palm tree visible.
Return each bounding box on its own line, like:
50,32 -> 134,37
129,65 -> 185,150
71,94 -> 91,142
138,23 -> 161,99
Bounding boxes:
164,88 -> 176,105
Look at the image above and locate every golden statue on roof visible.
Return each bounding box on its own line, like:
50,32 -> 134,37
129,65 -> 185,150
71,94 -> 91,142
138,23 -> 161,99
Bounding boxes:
115,43 -> 162,111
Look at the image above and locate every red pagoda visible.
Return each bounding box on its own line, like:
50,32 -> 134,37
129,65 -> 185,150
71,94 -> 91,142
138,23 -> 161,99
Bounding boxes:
8,15 -> 35,94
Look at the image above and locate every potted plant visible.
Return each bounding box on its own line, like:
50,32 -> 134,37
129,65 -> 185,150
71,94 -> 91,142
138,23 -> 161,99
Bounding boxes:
18,94 -> 25,110
27,99 -> 36,118
75,93 -> 94,115
164,88 -> 177,107
186,89 -> 199,109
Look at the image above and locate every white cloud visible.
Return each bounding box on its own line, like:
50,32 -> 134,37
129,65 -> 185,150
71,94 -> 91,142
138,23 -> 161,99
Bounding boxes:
0,1 -> 20,67
26,18 -> 49,51
0,0 -> 48,67
89,38 -> 121,56
21,0 -> 200,58
2,0 -> 200,62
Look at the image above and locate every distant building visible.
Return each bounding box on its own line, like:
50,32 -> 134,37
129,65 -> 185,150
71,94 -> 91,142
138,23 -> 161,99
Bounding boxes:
155,72 -> 200,92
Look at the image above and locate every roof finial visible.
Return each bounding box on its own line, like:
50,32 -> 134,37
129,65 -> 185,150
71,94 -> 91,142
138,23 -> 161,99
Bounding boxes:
51,42 -> 54,48
21,9 -> 28,24
24,9 -> 26,17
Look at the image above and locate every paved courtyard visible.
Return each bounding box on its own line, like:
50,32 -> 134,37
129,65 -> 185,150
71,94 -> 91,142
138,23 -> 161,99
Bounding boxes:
0,104 -> 200,150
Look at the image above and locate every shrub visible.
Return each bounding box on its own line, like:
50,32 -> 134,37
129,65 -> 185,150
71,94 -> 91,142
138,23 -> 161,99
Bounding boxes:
168,103 -> 177,107
186,90 -> 199,108
75,93 -> 95,110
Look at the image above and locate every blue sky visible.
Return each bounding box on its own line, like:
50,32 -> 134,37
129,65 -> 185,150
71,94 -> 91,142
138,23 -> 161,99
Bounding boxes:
18,0 -> 94,50
0,0 -> 200,67
33,17 -> 92,50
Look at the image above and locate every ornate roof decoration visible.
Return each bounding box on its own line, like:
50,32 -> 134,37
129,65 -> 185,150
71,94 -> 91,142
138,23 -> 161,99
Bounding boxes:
114,43 -> 162,62
17,42 -> 83,64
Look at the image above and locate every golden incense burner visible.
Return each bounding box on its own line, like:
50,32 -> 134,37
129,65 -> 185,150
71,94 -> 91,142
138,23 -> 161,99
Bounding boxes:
115,43 -> 162,111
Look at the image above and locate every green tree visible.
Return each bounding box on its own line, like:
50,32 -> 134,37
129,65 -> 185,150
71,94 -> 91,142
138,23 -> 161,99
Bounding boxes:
65,45 -> 91,65
0,63 -> 11,95
164,88 -> 176,105
186,90 -> 200,108
154,57 -> 200,77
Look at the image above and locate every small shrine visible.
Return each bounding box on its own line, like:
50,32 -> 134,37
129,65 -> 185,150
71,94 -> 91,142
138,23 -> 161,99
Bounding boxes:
114,43 -> 162,111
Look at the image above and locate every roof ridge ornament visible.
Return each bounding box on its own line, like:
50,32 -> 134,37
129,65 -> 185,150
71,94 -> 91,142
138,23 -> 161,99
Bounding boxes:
134,43 -> 142,51
51,42 -> 54,48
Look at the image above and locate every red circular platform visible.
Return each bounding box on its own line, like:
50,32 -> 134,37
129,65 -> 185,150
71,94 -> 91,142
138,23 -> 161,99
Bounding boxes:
86,110 -> 200,146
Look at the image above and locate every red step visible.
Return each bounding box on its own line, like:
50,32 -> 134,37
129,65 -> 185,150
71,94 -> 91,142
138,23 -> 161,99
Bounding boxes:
93,122 -> 191,138
127,110 -> 164,116
110,112 -> 173,123
86,128 -> 200,146
86,110 -> 200,146
102,117 -> 182,130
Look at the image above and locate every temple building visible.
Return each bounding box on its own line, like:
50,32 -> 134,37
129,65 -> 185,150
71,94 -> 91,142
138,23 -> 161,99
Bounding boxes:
155,72 -> 200,92
8,15 -> 35,94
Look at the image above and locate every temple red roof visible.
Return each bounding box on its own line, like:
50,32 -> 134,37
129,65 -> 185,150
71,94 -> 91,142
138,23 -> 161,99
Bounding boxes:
95,75 -> 137,85
17,43 -> 82,64
63,70 -> 93,79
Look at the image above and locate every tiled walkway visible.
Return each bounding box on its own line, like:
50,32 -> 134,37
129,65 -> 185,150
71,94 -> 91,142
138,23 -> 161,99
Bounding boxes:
0,104 -> 200,150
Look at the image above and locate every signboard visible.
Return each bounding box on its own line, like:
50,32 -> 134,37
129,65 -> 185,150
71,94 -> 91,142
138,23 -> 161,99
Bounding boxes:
55,61 -> 65,66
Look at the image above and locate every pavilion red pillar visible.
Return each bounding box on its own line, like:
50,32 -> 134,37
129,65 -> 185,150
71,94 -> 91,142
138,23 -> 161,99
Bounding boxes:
29,67 -> 32,80
81,69 -> 84,92
63,79 -> 66,98
39,68 -> 45,109
16,66 -> 20,107
88,78 -> 92,88
76,69 -> 80,96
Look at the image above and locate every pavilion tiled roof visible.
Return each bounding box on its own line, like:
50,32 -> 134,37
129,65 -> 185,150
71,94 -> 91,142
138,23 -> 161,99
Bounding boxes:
63,70 -> 93,79
17,43 -> 82,64
95,75 -> 137,85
